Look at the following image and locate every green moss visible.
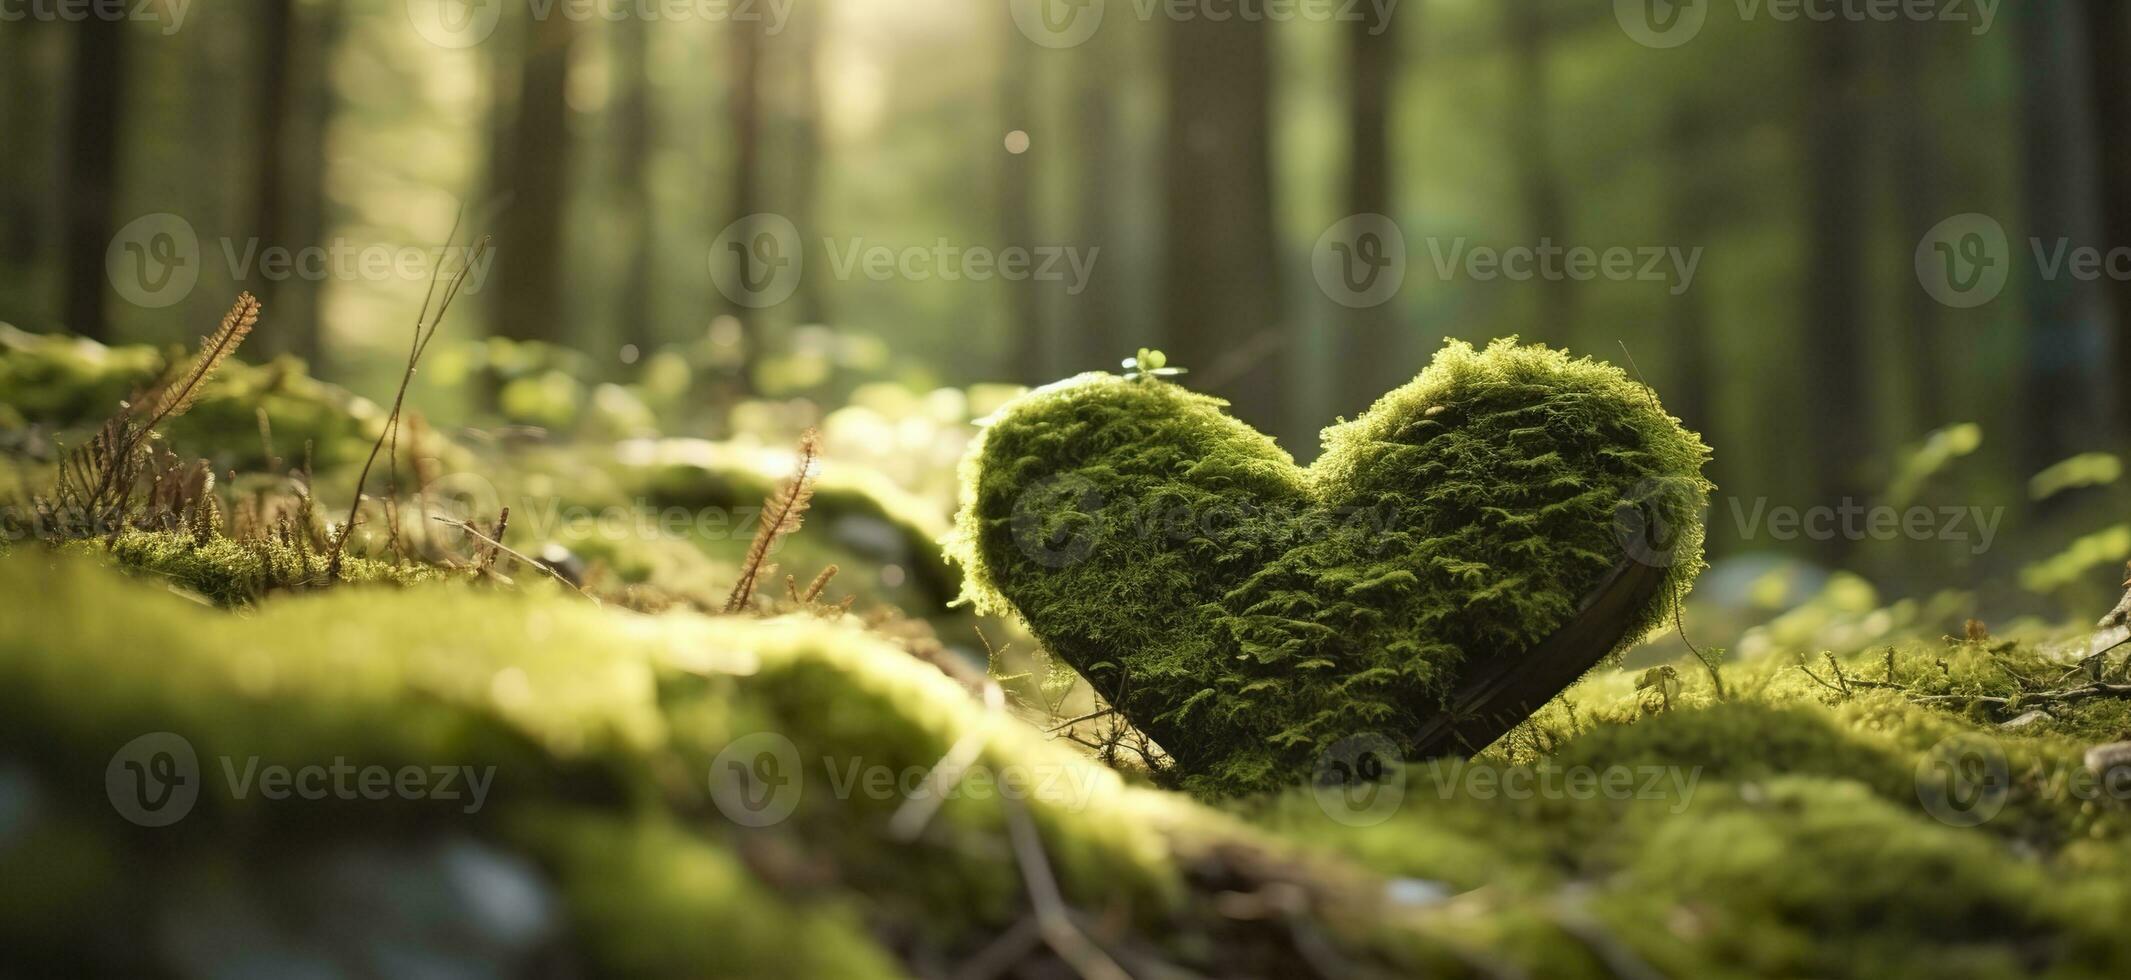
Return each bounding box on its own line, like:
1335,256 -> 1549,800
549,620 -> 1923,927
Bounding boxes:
74,529 -> 442,606
0,550 -> 1415,975
947,339 -> 1712,796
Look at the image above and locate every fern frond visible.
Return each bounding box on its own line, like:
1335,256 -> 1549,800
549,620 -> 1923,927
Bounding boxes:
141,292 -> 260,430
724,429 -> 821,612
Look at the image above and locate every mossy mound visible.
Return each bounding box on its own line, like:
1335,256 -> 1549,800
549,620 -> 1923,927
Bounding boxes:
610,437 -> 960,611
0,551 -> 1460,976
0,325 -> 401,474
947,339 -> 1712,796
1252,636 -> 2131,979
72,529 -> 442,606
7,550 -> 2131,978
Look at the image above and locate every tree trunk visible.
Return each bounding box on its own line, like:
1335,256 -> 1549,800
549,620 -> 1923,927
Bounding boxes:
1884,23 -> 1944,433
720,15 -> 765,390
1000,9 -> 1044,385
611,13 -> 656,353
250,0 -> 335,368
1505,0 -> 1573,344
2,22 -> 46,271
1066,26 -> 1122,375
2086,0 -> 2131,438
489,11 -> 577,345
1661,103 -> 1715,443
283,0 -> 344,373
1337,3 -> 1404,400
1799,25 -> 1872,552
61,17 -> 129,342
2017,0 -> 2114,474
787,5 -> 830,328
1162,15 -> 1282,438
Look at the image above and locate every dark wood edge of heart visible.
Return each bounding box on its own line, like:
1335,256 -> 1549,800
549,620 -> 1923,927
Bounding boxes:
1409,558 -> 1670,761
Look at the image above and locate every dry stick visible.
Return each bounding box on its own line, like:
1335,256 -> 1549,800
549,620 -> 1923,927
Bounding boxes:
433,515 -> 596,601
1044,707 -> 1118,736
892,684 -> 1129,980
326,229 -> 486,578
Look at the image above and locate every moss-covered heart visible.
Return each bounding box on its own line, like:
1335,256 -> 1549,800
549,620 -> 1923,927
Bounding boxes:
946,340 -> 1712,797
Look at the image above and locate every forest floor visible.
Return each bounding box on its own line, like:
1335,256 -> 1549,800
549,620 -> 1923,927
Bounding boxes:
5,319 -> 2131,978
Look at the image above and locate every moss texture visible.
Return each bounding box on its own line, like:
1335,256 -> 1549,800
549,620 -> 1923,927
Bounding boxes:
0,551 -> 1450,976
947,339 -> 1713,795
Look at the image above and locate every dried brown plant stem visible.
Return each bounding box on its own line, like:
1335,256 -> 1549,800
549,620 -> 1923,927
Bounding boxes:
723,429 -> 821,612
326,230 -> 489,579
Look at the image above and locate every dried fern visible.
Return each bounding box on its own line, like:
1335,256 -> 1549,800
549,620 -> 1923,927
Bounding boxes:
53,293 -> 260,536
724,429 -> 821,613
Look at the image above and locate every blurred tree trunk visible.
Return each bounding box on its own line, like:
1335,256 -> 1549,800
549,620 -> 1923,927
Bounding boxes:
999,11 -> 1044,384
1883,23 -> 1943,433
1799,26 -> 1871,551
488,11 -> 577,346
2086,0 -> 2131,436
2,23 -> 45,272
1505,0 -> 1573,343
1661,103 -> 1714,442
720,15 -> 765,391
1066,28 -> 1122,374
788,6 -> 829,327
61,16 -> 128,342
611,14 -> 656,353
1163,15 -> 1282,435
2017,0 -> 2113,473
251,0 -> 339,370
1337,1 -> 1403,398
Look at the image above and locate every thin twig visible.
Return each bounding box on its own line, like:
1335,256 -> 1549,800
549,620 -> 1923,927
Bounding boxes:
327,224 -> 486,578
434,515 -> 596,601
